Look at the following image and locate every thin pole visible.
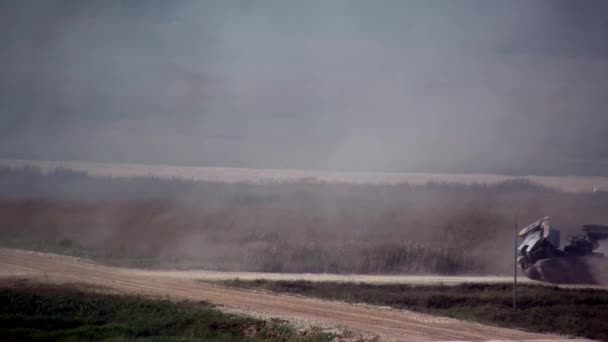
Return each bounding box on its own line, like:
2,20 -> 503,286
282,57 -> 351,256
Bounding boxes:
513,216 -> 518,310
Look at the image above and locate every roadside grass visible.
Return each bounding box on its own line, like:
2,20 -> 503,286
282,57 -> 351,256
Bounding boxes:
221,280 -> 608,341
0,280 -> 332,342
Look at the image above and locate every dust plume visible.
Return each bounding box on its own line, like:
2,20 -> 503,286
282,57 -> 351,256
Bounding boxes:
1,1 -> 608,278
3,166 -> 608,275
1,1 -> 608,175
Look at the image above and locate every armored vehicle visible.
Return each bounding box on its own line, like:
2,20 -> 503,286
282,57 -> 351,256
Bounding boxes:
518,217 -> 608,284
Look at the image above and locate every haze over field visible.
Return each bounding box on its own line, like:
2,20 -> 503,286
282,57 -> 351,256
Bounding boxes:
1,0 -> 608,176
3,2 -> 608,341
2,158 -> 608,193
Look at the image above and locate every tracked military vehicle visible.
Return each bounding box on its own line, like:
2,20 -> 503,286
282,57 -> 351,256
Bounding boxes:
518,217 -> 608,284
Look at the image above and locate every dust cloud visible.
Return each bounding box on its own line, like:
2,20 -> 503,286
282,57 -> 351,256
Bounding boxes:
1,1 -> 608,175
1,1 -> 608,278
2,166 -> 608,276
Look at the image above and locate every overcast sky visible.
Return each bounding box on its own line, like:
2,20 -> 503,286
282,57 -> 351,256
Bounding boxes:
1,0 -> 607,175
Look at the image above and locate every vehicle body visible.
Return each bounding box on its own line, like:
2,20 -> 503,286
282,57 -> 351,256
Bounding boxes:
517,217 -> 608,284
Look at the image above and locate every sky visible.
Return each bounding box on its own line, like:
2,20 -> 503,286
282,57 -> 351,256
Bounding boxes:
1,0 -> 608,175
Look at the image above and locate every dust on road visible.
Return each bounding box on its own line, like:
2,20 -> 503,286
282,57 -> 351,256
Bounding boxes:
0,248 -> 595,342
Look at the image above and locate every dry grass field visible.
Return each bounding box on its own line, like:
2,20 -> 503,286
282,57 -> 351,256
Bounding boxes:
2,166 -> 608,275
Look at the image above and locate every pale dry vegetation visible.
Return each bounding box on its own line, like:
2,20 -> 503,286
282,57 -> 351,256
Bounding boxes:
1,167 -> 607,274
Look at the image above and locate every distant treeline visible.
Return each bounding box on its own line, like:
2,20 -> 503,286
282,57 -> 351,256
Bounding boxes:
1,166 -> 606,275
0,166 -> 554,199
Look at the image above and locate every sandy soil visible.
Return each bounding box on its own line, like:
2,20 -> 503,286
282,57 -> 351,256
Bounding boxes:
0,248 -> 596,342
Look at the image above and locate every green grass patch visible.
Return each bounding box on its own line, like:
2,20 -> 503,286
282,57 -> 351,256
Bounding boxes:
221,279 -> 608,341
0,281 -> 332,342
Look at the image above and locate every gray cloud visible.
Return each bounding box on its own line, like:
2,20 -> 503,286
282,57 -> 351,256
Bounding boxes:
1,0 -> 608,175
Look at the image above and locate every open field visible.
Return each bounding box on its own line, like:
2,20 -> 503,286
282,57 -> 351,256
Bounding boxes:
0,248 -> 596,342
2,166 -> 608,276
221,279 -> 608,341
1,164 -> 607,340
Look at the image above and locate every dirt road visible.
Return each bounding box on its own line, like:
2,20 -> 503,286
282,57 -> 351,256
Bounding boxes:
0,248 -> 594,342
127,268 -> 534,285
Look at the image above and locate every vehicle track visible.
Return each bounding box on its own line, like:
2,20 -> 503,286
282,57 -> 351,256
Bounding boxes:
0,248 -> 594,342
